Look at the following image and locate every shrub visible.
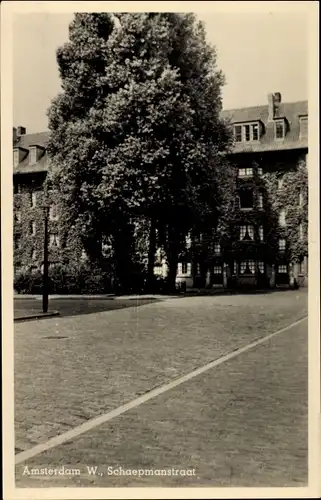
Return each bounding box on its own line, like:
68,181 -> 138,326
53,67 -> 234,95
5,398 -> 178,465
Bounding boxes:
14,263 -> 114,294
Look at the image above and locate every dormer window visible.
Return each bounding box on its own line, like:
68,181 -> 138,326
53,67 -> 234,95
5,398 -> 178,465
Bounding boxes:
275,119 -> 286,139
13,147 -> 28,166
234,122 -> 261,142
13,149 -> 19,167
299,115 -> 308,138
29,147 -> 37,165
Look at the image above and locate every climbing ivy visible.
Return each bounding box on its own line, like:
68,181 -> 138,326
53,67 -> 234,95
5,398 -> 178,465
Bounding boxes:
262,156 -> 308,264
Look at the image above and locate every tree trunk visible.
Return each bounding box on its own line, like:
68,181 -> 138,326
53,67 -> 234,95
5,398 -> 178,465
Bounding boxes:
146,218 -> 157,292
113,219 -> 135,294
166,250 -> 179,294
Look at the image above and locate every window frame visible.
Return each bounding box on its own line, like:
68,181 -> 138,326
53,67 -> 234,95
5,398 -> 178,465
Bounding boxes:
238,167 -> 253,178
30,221 -> 36,236
275,119 -> 286,140
29,147 -> 37,165
13,149 -> 19,167
49,233 -> 60,248
279,238 -> 286,251
240,225 -> 254,241
30,191 -> 37,208
278,265 -> 288,274
240,260 -> 256,275
214,243 -> 221,255
299,115 -> 308,139
279,209 -> 286,227
234,122 -> 261,143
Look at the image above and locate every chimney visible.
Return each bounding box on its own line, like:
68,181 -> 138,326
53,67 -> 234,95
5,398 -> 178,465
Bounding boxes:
17,126 -> 26,136
268,93 -> 282,121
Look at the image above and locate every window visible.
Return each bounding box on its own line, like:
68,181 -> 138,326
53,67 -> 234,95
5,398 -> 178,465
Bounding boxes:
279,209 -> 286,227
240,225 -> 254,241
240,261 -> 255,274
196,263 -> 201,275
15,211 -> 21,223
252,124 -> 259,141
15,263 -> 22,275
81,249 -> 87,262
299,260 -> 305,274
277,176 -> 284,190
14,234 -> 21,250
234,125 -> 242,142
30,221 -> 36,236
257,167 -> 263,176
214,243 -> 221,254
49,233 -> 60,248
30,191 -> 37,208
49,204 -> 59,221
299,190 -> 304,207
278,265 -> 287,274
233,261 -> 237,274
258,262 -> 264,274
181,262 -> 188,274
275,120 -> 285,139
259,226 -> 264,241
213,266 -> 222,274
299,224 -> 304,240
299,116 -> 308,138
258,193 -> 263,208
238,167 -> 253,178
185,233 -> 191,249
239,188 -> 253,209
234,123 -> 260,142
13,149 -> 19,167
29,147 -> 37,165
244,124 -> 251,141
279,239 -> 286,251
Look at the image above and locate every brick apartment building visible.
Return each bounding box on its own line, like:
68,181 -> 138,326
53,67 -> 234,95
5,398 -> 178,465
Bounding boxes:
13,92 -> 308,289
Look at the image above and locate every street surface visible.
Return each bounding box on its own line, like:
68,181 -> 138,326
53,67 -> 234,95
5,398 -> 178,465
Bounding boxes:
14,297 -> 158,319
14,289 -> 308,487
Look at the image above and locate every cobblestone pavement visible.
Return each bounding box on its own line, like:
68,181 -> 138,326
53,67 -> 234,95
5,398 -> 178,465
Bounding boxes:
15,316 -> 307,487
15,290 -> 308,485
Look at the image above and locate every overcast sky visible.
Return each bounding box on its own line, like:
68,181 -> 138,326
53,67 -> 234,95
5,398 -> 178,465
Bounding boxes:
13,11 -> 308,134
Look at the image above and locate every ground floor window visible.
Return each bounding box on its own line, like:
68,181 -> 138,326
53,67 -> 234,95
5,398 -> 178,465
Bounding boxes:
178,262 -> 191,275
258,262 -> 264,273
240,260 -> 256,274
278,265 -> 288,273
299,260 -> 305,274
233,261 -> 237,274
213,266 -> 222,274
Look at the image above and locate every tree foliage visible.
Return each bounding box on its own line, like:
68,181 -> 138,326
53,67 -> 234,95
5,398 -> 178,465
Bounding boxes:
47,12 -> 231,291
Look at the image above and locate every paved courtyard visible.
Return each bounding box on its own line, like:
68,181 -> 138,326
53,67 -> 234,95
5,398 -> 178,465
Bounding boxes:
14,289 -> 308,487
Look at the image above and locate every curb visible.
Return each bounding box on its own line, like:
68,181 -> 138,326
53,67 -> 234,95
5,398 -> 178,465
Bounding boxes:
14,295 -> 116,300
14,311 -> 60,323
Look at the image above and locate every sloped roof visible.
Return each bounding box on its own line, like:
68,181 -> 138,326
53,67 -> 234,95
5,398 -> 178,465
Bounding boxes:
14,131 -> 49,149
13,98 -> 308,176
13,132 -> 49,174
221,100 -> 308,153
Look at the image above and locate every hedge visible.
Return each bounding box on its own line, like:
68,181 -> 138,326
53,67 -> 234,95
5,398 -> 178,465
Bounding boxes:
14,263 -> 114,295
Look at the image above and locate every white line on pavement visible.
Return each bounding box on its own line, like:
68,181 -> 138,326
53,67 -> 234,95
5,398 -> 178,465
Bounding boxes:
15,316 -> 308,465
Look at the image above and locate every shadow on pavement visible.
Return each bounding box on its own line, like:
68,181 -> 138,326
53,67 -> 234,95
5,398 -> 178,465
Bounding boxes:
14,298 -> 160,320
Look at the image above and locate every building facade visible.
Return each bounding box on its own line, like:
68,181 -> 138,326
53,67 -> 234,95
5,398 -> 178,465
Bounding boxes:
175,92 -> 308,289
13,92 -> 308,289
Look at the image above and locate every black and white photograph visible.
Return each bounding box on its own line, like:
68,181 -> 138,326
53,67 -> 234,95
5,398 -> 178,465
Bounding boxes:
1,1 -> 320,498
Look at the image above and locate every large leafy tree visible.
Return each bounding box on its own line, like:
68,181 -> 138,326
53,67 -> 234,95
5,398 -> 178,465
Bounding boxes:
47,12 -> 231,292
